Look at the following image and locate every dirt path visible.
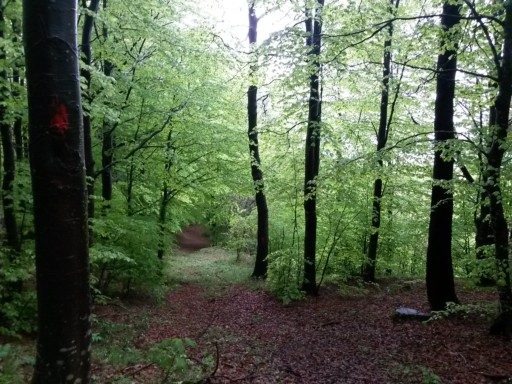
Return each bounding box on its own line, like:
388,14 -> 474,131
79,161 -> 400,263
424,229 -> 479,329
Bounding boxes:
96,266 -> 512,383
176,225 -> 211,253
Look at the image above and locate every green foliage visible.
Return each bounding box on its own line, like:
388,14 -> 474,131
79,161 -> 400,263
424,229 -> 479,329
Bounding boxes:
223,205 -> 257,258
148,338 -> 209,383
92,315 -> 149,368
267,249 -> 304,303
420,367 -> 443,384
92,314 -> 213,383
0,248 -> 36,336
428,301 -> 496,322
91,200 -> 165,297
0,344 -> 33,384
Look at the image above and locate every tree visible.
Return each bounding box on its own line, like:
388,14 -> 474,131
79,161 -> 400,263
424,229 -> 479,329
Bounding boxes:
0,0 -> 20,254
101,0 -> 114,204
362,0 -> 400,283
303,0 -> 325,295
248,1 -> 269,278
479,1 -> 512,335
11,10 -> 24,160
24,0 -> 91,381
81,0 -> 101,243
425,1 -> 461,311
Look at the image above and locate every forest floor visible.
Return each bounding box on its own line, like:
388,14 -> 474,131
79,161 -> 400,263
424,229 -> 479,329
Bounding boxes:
88,226 -> 512,384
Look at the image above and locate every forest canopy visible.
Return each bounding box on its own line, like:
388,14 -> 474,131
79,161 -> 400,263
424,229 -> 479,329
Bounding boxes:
1,0 -> 512,382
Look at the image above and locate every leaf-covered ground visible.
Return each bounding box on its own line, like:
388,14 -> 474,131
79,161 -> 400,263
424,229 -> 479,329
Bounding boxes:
92,244 -> 512,383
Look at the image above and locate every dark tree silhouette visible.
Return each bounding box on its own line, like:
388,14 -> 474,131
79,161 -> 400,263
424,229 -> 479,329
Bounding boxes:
484,2 -> 512,335
303,0 -> 324,295
0,1 -> 20,254
101,0 -> 114,203
248,2 -> 269,278
363,0 -> 400,283
82,0 -> 101,244
11,16 -> 24,160
425,1 -> 461,311
24,0 -> 91,381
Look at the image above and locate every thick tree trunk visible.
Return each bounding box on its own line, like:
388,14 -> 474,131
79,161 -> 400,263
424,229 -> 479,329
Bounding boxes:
302,0 -> 324,295
363,0 -> 398,283
247,3 -> 269,278
488,3 -> 512,335
426,2 -> 461,311
0,2 -> 20,253
24,0 -> 91,382
82,0 -> 101,244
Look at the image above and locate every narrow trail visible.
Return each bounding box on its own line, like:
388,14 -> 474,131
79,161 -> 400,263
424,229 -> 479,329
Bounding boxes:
95,243 -> 512,384
176,224 -> 211,253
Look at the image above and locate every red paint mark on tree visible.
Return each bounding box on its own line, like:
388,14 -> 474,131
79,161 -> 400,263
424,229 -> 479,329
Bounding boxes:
50,102 -> 69,135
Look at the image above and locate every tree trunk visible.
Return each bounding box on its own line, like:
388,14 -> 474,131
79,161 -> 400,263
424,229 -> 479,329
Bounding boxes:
101,0 -> 114,203
474,171 -> 495,286
24,0 -> 91,382
0,2 -> 20,253
302,0 -> 324,295
247,3 -> 269,278
363,0 -> 399,283
488,3 -> 512,335
11,17 -> 24,160
0,124 -> 20,253
157,185 -> 170,260
426,2 -> 461,311
82,0 -> 101,244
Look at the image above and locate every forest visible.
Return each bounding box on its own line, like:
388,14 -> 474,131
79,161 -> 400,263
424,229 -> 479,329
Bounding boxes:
1,0 -> 512,382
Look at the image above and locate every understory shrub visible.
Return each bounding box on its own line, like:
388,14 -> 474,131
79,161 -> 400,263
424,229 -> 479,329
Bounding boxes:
267,249 -> 303,303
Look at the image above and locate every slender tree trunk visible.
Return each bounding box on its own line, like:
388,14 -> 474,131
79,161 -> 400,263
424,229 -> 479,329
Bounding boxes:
157,128 -> 175,259
82,0 -> 101,244
11,17 -> 24,160
24,0 -> 91,382
127,161 -> 135,215
426,2 -> 461,311
363,0 -> 399,283
0,2 -> 20,253
101,0 -> 114,203
157,186 -> 170,260
247,3 -> 269,278
0,124 -> 20,253
302,0 -> 324,295
488,3 -> 512,335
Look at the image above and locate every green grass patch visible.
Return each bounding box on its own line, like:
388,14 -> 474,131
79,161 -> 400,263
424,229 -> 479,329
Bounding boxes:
166,247 -> 254,288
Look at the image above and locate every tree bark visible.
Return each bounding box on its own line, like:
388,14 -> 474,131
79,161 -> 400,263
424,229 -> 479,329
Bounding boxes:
0,122 -> 20,253
24,0 -> 91,382
0,2 -> 20,253
487,2 -> 512,335
426,2 -> 461,311
363,0 -> 399,283
302,0 -> 324,295
101,0 -> 114,203
82,0 -> 101,244
474,169 -> 495,286
11,17 -> 24,160
247,2 -> 269,278
157,185 -> 170,260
